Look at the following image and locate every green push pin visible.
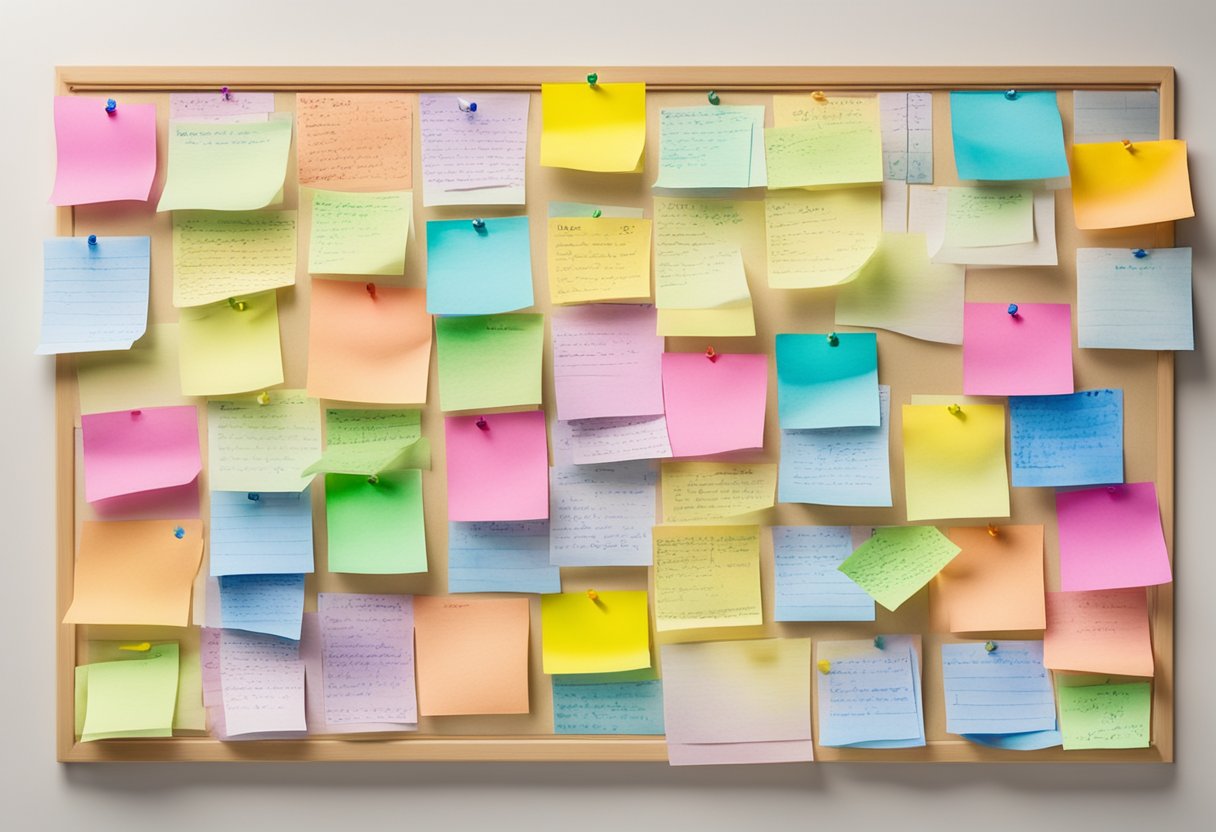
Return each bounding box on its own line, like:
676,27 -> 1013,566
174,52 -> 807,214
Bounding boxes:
707,90 -> 720,105
591,209 -> 602,218
873,635 -> 885,650
228,297 -> 247,311
587,72 -> 598,86
984,641 -> 998,653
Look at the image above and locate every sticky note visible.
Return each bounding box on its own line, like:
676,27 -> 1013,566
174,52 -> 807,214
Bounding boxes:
81,639 -> 203,733
653,525 -> 762,632
772,526 -> 876,621
552,304 -> 664,421
550,461 -> 656,566
434,313 -> 544,411
816,636 -> 925,747
661,639 -> 813,765
207,391 -> 321,493
963,731 -> 1062,751
63,519 -> 203,626
661,352 -> 767,458
540,590 -> 651,674
426,216 -> 534,314
1010,390 -> 1123,487
79,643 -> 179,742
306,280 -> 431,405
776,332 -> 879,429
302,408 -> 428,477
172,211 -> 297,307
1056,482 -> 1171,591
932,190 -> 1058,267
51,95 -> 157,206
326,470 -> 426,574
1071,140 -> 1193,229
540,82 -> 646,172
317,593 -> 416,727
1072,91 -> 1160,145
219,630 -> 306,737
444,411 -> 549,522
765,94 -> 883,188
1058,682 -> 1151,750
660,462 -> 776,524
937,525 -> 1045,632
552,673 -> 665,735
655,106 -> 766,189
37,236 -> 150,355
307,189 -> 411,275
941,641 -> 1057,735
765,189 -> 882,288
179,290 -> 283,396
942,187 -> 1034,248
170,91 -> 274,120
81,405 -> 201,503
209,489 -> 315,576
219,573 -> 305,641
547,217 -> 652,304
551,415 -> 673,464
413,596 -> 530,716
836,233 -> 965,345
840,525 -> 961,612
296,93 -> 412,190
76,324 -> 185,415
1044,589 -> 1154,678
296,614 -> 403,735
779,386 -> 892,507
902,403 -> 1010,522
1077,247 -> 1193,350
419,92 -> 529,206
949,91 -> 1068,181
157,119 -> 293,211
447,520 -> 559,594
963,303 -> 1074,396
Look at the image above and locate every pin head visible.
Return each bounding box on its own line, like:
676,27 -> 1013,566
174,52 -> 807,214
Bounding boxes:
105,98 -> 117,114
586,589 -> 599,602
827,332 -> 839,347
130,409 -> 141,418
987,523 -> 999,538
873,636 -> 885,650
1133,248 -> 1148,258
817,659 -> 831,674
587,72 -> 598,86
367,474 -> 379,485
1007,303 -> 1019,317
984,641 -> 998,653
1121,138 -> 1134,151
948,403 -> 962,416
811,90 -> 827,102
707,90 -> 720,105
247,493 -> 260,501
228,297 -> 247,312
1004,89 -> 1018,100
457,97 -> 477,113
119,642 -> 152,652
173,526 -> 185,539
256,391 -> 270,406
87,234 -> 98,246
366,282 -> 376,298
475,416 -> 489,431
471,218 -> 486,232
591,209 -> 602,218
221,86 -> 231,100
1107,485 -> 1119,494
705,345 -> 718,362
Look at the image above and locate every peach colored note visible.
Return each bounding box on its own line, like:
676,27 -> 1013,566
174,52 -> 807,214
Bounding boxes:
1044,588 -> 1154,678
935,525 -> 1046,633
296,94 -> 413,190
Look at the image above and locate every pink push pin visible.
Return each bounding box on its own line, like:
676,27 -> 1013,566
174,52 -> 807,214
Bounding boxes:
476,417 -> 489,431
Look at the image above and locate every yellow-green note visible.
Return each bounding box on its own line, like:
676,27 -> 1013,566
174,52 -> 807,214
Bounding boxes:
942,187 -> 1034,248
172,211 -> 297,307
661,462 -> 777,523
303,408 -> 430,477
307,189 -> 411,276
79,643 -> 180,742
326,469 -> 427,574
838,526 -> 962,612
1058,681 -> 1151,750
76,323 -> 186,415
80,639 -> 204,733
434,313 -> 544,412
652,525 -> 763,632
179,290 -> 283,396
766,189 -> 882,288
157,119 -> 293,212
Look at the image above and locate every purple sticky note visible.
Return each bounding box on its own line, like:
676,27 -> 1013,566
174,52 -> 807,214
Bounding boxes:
318,593 -> 417,727
963,302 -> 1074,395
50,96 -> 157,206
81,405 -> 202,503
661,352 -> 768,457
1057,482 -> 1172,591
444,411 -> 549,521
552,304 -> 664,421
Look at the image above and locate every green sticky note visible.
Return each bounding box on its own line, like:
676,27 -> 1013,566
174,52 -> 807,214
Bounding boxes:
307,189 -> 411,276
838,526 -> 962,612
764,122 -> 883,189
655,106 -> 765,189
942,187 -> 1034,248
326,470 -> 427,574
1059,682 -> 1152,750
84,640 -> 205,732
435,314 -> 544,412
304,408 -> 430,476
79,643 -> 180,742
157,119 -> 293,212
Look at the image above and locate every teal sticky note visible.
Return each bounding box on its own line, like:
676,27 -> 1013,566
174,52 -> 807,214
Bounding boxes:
426,216 -> 534,315
776,332 -> 879,429
950,91 -> 1069,181
552,671 -> 665,735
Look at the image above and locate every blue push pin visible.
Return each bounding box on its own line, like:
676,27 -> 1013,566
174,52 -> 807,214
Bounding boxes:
247,493 -> 260,501
873,635 -> 885,650
1007,303 -> 1019,317
173,526 -> 185,539
1004,89 -> 1017,100
87,234 -> 98,247
1133,248 -> 1148,258
457,97 -> 477,113
105,98 -> 117,115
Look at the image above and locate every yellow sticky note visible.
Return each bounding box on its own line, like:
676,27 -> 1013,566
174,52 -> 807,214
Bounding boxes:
767,94 -> 883,188
172,211 -> 297,307
766,189 -> 882,288
178,290 -> 284,397
547,217 -> 652,303
661,462 -> 777,523
1071,140 -> 1194,229
79,643 -> 180,742
653,525 -> 763,632
307,189 -> 411,276
540,82 -> 646,173
902,403 -> 1010,522
76,323 -> 186,415
540,590 -> 651,674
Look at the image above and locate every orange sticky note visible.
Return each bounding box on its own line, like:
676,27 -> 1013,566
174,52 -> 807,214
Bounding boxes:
1071,140 -> 1194,229
934,525 -> 1046,633
412,596 -> 530,716
306,279 -> 431,404
1044,588 -> 1154,678
63,520 -> 204,627
296,93 -> 413,190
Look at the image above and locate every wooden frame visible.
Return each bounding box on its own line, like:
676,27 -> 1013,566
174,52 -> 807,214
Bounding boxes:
55,66 -> 1176,763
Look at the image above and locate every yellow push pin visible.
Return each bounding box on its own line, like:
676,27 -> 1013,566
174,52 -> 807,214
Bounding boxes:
811,90 -> 827,102
987,523 -> 999,538
118,642 -> 152,652
256,391 -> 270,406
586,589 -> 600,602
817,659 -> 831,674
1121,138 -> 1134,152
228,297 -> 247,312
948,403 -> 962,416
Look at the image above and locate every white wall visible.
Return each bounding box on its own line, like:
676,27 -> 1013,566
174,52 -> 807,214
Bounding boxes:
2,2 -> 1211,829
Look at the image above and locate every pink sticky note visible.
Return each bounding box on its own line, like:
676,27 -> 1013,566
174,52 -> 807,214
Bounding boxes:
81,405 -> 202,503
50,96 -> 157,206
661,353 -> 768,457
963,302 -> 1074,395
444,411 -> 549,521
1056,482 -> 1171,591
552,304 -> 664,421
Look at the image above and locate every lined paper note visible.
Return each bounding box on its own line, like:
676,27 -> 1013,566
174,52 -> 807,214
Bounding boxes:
655,106 -> 765,189
219,630 -> 306,737
37,236 -> 149,355
326,470 -> 426,574
776,332 -> 879,429
172,211 -> 296,308
540,591 -> 651,674
551,415 -> 673,464
1073,91 -> 1160,144
419,92 -> 529,206
307,189 -> 411,275
539,82 -> 646,173
551,304 -> 664,421
157,120 -> 293,211
660,462 -> 776,524
902,402 -> 1010,522
1076,247 -> 1193,350
661,353 -> 768,458
81,405 -> 201,503
445,411 -> 549,522
765,189 -> 882,288
941,641 -> 1056,735
1058,682 -> 1151,750
878,92 -> 933,183
447,521 -> 559,594
296,93 -> 412,190
435,313 -> 544,412
839,526 -> 961,612
220,573 -> 305,642
210,490 -> 314,576
51,95 -> 157,206
1010,390 -> 1124,487
426,216 -> 534,315
1044,588 -> 1154,677
553,674 -> 665,735
938,525 -> 1046,633
653,525 -> 762,632
207,392 -> 321,492
550,462 -> 656,566
949,91 -> 1068,181
772,526 -> 875,621
1056,483 -> 1171,591
1072,140 -> 1193,229
178,290 -> 283,396
318,593 -> 416,726
547,217 -> 652,304
816,636 -> 924,747
964,303 -> 1074,396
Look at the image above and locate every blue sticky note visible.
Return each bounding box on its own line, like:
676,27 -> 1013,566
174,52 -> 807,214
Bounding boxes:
37,236 -> 150,354
941,641 -> 1057,735
776,332 -> 879,429
219,573 -> 305,641
210,489 -> 315,576
426,216 -> 534,315
1077,247 -> 1193,350
1010,390 -> 1124,487
950,91 -> 1069,181
779,385 -> 891,506
447,520 -> 559,594
552,672 -> 665,735
772,526 -> 875,621
963,730 -> 1063,750
817,635 -> 925,748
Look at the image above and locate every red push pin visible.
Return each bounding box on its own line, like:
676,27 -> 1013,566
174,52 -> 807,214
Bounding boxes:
366,282 -> 376,299
476,417 -> 489,431
705,345 -> 718,363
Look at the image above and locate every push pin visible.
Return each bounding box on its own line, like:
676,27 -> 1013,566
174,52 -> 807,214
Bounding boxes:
476,416 -> 489,431
1133,249 -> 1148,258
873,636 -> 885,650
586,589 -> 600,602
457,97 -> 477,113
87,234 -> 98,247
472,218 -> 486,232
1106,485 -> 1119,494
367,474 -> 379,485
1007,303 -> 1019,317
984,641 -> 998,653
366,282 -> 376,299
119,642 -> 152,652
827,332 -> 840,347
228,297 -> 247,312
105,98 -> 117,115
221,86 -> 231,101
948,403 -> 962,416
705,345 -> 718,362
591,209 -> 602,218
247,493 -> 260,501
707,90 -> 720,105
587,72 -> 599,86
173,526 -> 185,539
811,90 -> 827,102
257,391 -> 270,405
987,523 -> 999,538
817,659 -> 831,674
1121,138 -> 1134,152
1004,89 -> 1018,100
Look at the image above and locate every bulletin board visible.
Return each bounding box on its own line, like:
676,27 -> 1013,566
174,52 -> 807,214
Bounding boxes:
53,66 -> 1177,763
